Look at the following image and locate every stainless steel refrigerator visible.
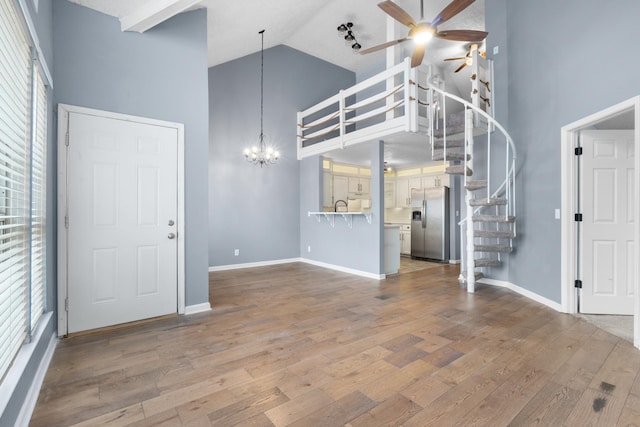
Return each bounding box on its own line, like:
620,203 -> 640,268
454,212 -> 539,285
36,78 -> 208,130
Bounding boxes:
411,187 -> 449,261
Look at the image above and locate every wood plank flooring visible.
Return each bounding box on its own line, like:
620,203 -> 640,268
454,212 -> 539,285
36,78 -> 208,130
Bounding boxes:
31,262 -> 640,426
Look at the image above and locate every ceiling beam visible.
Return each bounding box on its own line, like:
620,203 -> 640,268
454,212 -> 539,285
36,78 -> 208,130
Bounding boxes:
120,0 -> 202,33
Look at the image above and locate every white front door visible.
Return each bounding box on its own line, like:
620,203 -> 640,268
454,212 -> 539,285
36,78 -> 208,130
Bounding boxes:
580,130 -> 635,314
66,111 -> 179,333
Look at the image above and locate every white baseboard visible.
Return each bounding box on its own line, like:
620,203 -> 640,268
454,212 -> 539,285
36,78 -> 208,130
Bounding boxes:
477,278 -> 563,312
11,313 -> 57,427
449,259 -> 461,265
300,258 -> 385,280
209,258 -> 302,272
209,257 -> 384,280
184,303 -> 212,315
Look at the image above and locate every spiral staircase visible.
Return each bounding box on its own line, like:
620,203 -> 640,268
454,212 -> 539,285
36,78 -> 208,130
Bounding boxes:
423,83 -> 517,293
296,54 -> 517,292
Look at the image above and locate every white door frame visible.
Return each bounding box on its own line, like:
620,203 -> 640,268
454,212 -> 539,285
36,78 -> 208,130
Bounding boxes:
560,96 -> 640,349
57,104 -> 186,336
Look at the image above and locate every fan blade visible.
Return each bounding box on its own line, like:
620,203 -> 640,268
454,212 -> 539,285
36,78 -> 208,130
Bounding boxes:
435,30 -> 488,42
411,44 -> 426,68
359,38 -> 408,55
378,1 -> 416,28
444,57 -> 466,61
454,62 -> 467,73
432,0 -> 475,26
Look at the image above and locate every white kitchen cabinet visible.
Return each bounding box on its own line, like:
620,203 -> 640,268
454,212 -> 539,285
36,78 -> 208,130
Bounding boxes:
384,181 -> 395,208
395,177 -> 422,207
333,176 -> 349,206
322,172 -> 332,208
348,176 -> 370,196
409,177 -> 422,192
400,225 -> 411,255
422,174 -> 449,188
395,179 -> 410,207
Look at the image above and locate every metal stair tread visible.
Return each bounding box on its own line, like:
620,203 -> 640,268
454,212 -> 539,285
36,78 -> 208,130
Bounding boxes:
472,214 -> 516,223
474,244 -> 513,253
433,139 -> 465,149
469,197 -> 507,207
432,149 -> 470,162
445,165 -> 473,176
474,258 -> 502,267
474,229 -> 515,238
465,180 -> 487,191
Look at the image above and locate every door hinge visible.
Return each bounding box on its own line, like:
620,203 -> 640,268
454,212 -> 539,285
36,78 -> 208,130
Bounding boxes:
574,279 -> 582,289
65,215 -> 69,228
65,131 -> 69,146
64,297 -> 69,311
574,147 -> 583,155
575,213 -> 583,222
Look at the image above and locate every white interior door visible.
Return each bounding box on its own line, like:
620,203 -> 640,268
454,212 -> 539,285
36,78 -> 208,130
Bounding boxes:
65,111 -> 179,333
580,130 -> 635,314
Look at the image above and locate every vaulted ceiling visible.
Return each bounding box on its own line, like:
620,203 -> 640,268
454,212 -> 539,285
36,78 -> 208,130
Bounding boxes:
67,0 -> 487,168
67,0 -> 485,73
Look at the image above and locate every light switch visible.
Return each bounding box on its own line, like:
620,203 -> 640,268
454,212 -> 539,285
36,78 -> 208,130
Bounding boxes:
555,209 -> 560,219
493,46 -> 499,55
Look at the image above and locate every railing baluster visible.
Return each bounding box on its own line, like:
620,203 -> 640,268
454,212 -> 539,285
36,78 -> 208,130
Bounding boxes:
487,118 -> 491,202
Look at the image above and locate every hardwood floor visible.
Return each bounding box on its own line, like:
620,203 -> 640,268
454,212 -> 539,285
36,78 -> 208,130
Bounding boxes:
31,263 -> 640,426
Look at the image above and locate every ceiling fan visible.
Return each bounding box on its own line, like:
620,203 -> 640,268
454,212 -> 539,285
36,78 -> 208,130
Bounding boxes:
444,43 -> 486,73
360,0 -> 488,68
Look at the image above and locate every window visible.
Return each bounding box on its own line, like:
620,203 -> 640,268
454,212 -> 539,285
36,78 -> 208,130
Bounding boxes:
0,0 -> 48,381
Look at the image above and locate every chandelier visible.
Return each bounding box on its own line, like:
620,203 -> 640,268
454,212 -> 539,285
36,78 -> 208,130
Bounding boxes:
244,29 -> 279,166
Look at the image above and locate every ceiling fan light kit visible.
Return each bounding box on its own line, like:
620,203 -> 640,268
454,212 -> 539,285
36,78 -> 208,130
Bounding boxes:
360,0 -> 488,68
444,43 -> 485,73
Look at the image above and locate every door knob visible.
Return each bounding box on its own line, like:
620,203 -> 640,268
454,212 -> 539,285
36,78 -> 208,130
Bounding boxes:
168,233 -> 176,239
168,220 -> 175,226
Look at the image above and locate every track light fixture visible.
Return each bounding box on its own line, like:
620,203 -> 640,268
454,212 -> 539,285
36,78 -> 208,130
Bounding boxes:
337,22 -> 362,53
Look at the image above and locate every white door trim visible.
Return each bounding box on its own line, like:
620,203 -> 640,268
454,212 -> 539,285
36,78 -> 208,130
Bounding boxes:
57,104 -> 186,336
560,96 -> 640,349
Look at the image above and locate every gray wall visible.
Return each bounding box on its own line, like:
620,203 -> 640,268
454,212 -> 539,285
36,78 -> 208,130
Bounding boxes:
485,0 -> 640,302
300,140 -> 384,275
53,0 -> 210,305
208,45 -> 354,267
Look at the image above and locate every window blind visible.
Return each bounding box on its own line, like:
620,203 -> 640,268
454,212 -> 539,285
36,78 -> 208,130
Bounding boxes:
30,64 -> 46,332
0,0 -> 47,381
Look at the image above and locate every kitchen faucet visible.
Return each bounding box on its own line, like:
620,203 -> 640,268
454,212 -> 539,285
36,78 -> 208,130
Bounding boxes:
334,199 -> 348,212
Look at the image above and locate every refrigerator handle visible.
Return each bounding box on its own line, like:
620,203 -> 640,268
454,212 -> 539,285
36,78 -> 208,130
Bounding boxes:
422,200 -> 427,229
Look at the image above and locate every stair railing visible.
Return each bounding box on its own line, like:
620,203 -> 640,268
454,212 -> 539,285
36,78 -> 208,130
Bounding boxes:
418,84 -> 517,291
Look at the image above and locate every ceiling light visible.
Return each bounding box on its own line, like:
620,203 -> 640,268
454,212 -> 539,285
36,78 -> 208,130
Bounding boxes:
344,31 -> 355,43
243,30 -> 279,167
337,23 -> 362,53
409,24 -> 435,45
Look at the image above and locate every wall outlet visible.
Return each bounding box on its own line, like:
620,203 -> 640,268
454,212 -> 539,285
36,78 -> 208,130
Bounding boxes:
307,245 -> 311,253
234,249 -> 239,256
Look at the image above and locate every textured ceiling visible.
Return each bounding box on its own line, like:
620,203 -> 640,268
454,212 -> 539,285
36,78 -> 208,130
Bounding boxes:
67,0 -> 485,72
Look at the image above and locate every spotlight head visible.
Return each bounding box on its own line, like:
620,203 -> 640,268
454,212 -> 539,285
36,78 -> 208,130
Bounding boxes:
337,24 -> 348,33
344,31 -> 355,42
352,42 -> 361,52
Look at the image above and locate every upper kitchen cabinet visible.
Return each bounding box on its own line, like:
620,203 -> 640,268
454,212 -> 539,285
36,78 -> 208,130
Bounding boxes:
348,176 -> 370,196
394,177 -> 422,208
422,174 -> 450,188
